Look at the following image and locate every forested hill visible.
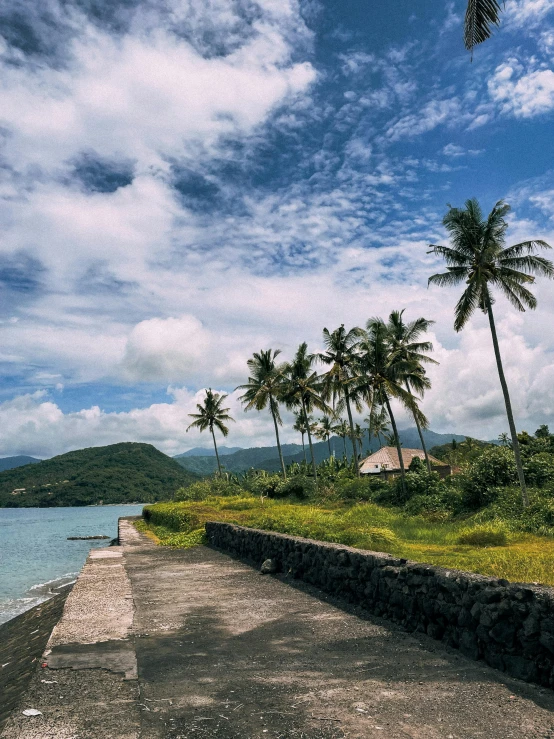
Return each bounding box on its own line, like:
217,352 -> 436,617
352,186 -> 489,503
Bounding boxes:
0,443 -> 199,507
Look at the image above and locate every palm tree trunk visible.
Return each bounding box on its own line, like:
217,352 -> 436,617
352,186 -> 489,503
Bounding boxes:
377,432 -> 383,449
302,396 -> 317,482
405,379 -> 431,474
342,434 -> 347,458
301,433 -> 306,463
384,394 -> 406,497
486,300 -> 529,507
211,425 -> 222,476
327,437 -> 332,458
270,398 -> 287,480
344,391 -> 360,477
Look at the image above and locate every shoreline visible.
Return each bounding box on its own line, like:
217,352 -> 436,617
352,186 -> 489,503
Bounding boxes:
0,584 -> 72,733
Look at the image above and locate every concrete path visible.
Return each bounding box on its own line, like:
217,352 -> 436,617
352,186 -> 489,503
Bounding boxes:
3,519 -> 554,738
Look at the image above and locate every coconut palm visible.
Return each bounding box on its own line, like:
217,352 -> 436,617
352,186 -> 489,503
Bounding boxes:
498,432 -> 511,448
333,419 -> 350,459
293,411 -> 309,463
236,349 -> 287,479
386,310 -> 437,473
428,198 -> 553,507
354,423 -> 364,457
186,389 -> 235,476
315,415 -> 335,458
282,343 -> 330,482
365,405 -> 390,449
464,0 -> 502,56
358,319 -> 430,496
316,325 -> 365,477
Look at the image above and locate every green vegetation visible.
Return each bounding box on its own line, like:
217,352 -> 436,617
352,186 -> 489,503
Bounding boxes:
0,442 -> 199,507
140,492 -> 554,586
186,389 -> 235,476
142,422 -> 554,585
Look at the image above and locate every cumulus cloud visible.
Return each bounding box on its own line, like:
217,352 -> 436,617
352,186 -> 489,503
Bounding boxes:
488,61 -> 554,117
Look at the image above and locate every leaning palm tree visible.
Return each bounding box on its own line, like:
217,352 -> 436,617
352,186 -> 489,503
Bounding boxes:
186,389 -> 235,476
464,0 -> 502,56
428,198 -> 553,507
316,325 -> 365,477
315,415 -> 335,458
282,343 -> 330,482
236,349 -> 287,479
358,319 -> 430,497
386,310 -> 438,473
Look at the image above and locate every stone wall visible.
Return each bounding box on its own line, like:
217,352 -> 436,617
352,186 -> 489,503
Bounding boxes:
205,522 -> 554,688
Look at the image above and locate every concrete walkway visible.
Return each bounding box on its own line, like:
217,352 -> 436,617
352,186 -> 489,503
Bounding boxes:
3,519 -> 554,738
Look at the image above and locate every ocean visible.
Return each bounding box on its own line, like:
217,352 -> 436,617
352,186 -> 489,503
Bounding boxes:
0,505 -> 143,624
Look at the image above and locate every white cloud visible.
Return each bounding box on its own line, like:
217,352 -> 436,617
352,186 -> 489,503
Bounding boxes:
385,98 -> 463,141
488,61 -> 554,117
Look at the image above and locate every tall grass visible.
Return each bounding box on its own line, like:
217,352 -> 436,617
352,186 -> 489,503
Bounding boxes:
140,496 -> 554,586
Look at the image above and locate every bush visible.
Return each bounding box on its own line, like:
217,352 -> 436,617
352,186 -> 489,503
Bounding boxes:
175,478 -> 243,501
456,524 -> 508,547
275,475 -> 315,499
384,469 -> 444,505
362,526 -> 398,549
246,473 -> 283,498
460,446 -> 518,509
524,453 -> 554,488
334,477 -> 382,501
405,489 -> 460,517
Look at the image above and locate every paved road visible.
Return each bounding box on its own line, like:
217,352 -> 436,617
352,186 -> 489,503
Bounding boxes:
3,520 -> 554,738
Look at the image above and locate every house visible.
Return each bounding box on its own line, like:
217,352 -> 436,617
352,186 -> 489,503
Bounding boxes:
359,447 -> 451,478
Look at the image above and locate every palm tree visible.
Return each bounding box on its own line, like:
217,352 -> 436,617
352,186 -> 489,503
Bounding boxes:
365,405 -> 390,449
333,419 -> 350,459
236,349 -> 287,479
316,325 -> 365,477
358,319 -> 430,497
186,389 -> 235,476
293,411 -> 308,462
498,432 -> 511,448
282,343 -> 329,482
386,310 -> 437,473
354,423 -> 364,458
315,415 -> 335,458
428,198 -> 553,507
464,0 -> 502,56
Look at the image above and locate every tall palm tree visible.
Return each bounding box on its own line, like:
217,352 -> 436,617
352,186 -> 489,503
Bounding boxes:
293,411 -> 308,463
354,422 -> 364,457
236,349 -> 287,479
464,0 -> 502,56
333,419 -> 350,459
282,343 -> 329,482
186,389 -> 235,476
315,415 -> 335,458
358,319 -> 430,497
316,325 -> 365,477
428,198 -> 553,507
386,310 -> 437,473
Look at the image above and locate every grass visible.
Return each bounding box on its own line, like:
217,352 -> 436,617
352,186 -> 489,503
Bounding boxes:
139,496 -> 554,586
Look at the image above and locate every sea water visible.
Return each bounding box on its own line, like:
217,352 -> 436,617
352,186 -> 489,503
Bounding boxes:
0,505 -> 143,624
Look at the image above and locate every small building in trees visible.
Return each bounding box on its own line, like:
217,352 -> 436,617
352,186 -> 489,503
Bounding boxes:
359,447 -> 451,478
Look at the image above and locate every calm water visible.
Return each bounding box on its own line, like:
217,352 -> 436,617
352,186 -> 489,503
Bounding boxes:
0,505 -> 143,624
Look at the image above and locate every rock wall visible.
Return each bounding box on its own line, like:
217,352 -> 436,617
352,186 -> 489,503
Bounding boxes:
205,522 -> 554,688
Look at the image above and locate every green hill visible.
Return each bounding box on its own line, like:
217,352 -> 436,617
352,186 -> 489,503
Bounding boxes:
0,442 -> 199,508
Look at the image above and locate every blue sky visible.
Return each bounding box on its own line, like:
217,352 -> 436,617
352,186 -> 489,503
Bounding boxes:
1,0 -> 554,457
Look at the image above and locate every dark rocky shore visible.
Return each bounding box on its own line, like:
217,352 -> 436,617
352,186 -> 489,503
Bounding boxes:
0,586 -> 72,732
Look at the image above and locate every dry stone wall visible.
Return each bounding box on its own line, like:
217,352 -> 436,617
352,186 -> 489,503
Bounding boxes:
205,522 -> 554,688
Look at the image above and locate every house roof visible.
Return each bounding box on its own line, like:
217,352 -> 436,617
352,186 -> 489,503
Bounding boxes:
359,446 -> 445,473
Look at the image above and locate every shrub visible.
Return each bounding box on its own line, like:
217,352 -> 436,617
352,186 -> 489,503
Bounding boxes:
524,453 -> 554,488
247,473 -> 283,498
405,489 -> 460,517
363,526 -> 398,549
175,478 -> 243,501
335,478 -> 380,501
456,524 -> 508,547
275,475 -> 315,499
460,446 -> 518,509
385,469 -> 444,505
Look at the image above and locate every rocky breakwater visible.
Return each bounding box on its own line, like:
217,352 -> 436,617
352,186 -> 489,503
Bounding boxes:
205,522 -> 554,689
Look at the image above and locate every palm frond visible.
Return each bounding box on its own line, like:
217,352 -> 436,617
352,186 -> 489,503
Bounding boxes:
428,267 -> 468,288
464,0 -> 502,54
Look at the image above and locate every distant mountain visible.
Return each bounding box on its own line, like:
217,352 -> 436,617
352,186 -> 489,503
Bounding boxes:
0,456 -> 41,472
174,428 -> 472,476
174,446 -> 243,458
0,442 -> 199,508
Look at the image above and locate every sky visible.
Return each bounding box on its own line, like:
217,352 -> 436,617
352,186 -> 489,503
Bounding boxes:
1,0 -> 554,458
